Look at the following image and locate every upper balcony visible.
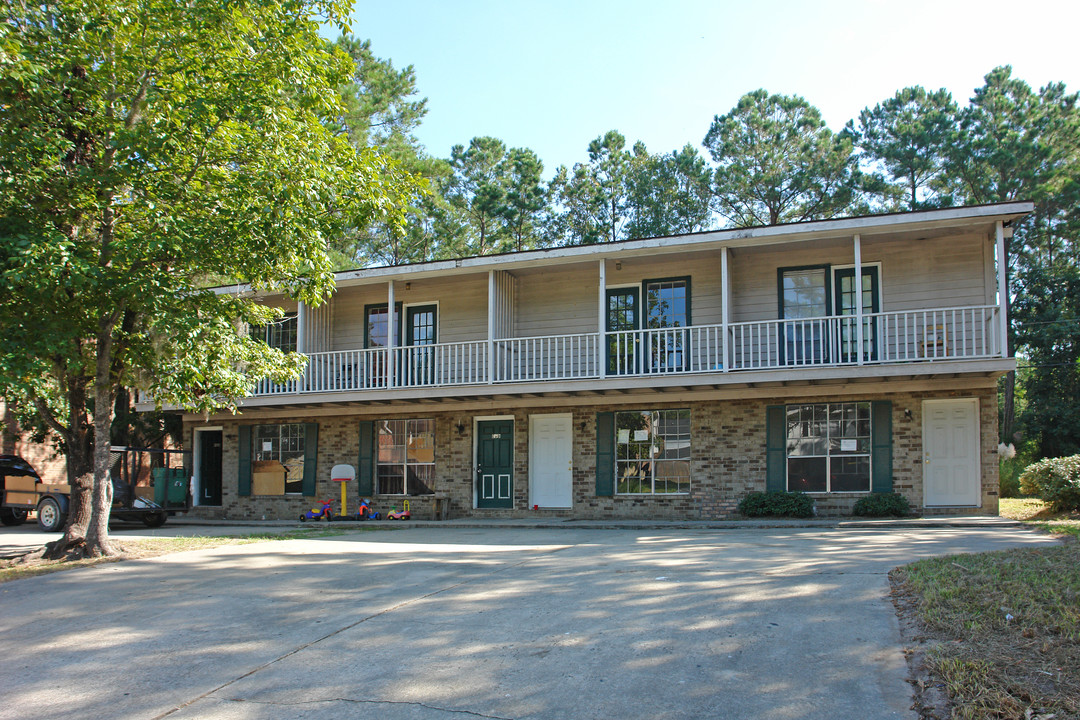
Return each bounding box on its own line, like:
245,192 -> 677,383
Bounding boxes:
148,203 -> 1027,411
253,303 -> 1003,398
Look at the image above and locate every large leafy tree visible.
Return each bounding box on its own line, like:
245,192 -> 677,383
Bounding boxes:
845,86 -> 958,210
941,67 -> 1080,448
329,35 -> 438,268
703,90 -> 863,227
547,130 -> 633,246
625,143 -> 712,238
444,136 -> 512,256
501,147 -> 547,252
0,0 -> 410,558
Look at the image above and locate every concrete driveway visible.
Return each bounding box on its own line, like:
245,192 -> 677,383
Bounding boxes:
0,526 -> 1055,720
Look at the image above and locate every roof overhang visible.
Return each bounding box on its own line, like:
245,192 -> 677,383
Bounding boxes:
212,201 -> 1033,297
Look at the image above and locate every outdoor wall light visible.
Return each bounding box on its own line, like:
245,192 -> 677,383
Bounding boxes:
615,261 -> 622,271
405,282 -> 411,291
904,409 -> 913,420
455,422 -> 466,436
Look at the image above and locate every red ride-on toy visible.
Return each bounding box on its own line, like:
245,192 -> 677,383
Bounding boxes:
356,497 -> 380,520
299,498 -> 334,522
386,500 -> 411,521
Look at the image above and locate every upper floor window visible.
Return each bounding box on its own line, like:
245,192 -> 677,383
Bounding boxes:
365,303 -> 401,348
250,313 -> 297,353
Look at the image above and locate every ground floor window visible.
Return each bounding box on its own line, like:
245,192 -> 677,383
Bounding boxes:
377,419 -> 435,495
615,409 -> 691,494
253,423 -> 305,493
786,402 -> 871,492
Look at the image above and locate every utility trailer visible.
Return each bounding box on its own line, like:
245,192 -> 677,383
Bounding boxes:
0,447 -> 190,532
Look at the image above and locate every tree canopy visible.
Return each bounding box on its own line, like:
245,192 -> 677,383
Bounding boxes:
0,0 -> 412,556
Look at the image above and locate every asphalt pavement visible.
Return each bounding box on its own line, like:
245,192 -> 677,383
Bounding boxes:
0,524 -> 1057,720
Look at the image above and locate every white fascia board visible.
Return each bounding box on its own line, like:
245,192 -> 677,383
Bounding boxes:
213,202 -> 1034,296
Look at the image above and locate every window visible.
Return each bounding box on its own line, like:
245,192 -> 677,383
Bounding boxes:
365,304 -> 401,348
785,402 -> 871,493
250,313 -> 297,353
780,267 -> 828,365
252,423 -> 305,493
376,419 -> 435,495
644,278 -> 689,371
615,409 -> 690,494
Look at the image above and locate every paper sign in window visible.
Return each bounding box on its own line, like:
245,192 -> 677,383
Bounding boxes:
841,439 -> 857,452
633,430 -> 649,441
262,441 -> 273,452
618,429 -> 631,443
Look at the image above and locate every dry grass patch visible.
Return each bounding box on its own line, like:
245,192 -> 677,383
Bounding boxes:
893,540 -> 1080,719
999,498 -> 1080,539
0,528 -> 361,584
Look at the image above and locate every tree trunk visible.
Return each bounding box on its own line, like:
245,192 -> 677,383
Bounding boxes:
40,381 -> 94,560
85,325 -> 119,558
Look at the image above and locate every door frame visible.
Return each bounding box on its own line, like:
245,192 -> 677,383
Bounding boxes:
403,301 -> 439,346
922,398 -> 981,507
832,263 -> 882,362
192,426 -> 223,507
528,413 -> 573,508
473,415 -> 515,509
606,284 -> 641,375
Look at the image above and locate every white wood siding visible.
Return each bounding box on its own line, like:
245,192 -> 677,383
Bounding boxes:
330,274 -> 488,350
730,232 -> 989,323
514,264 -> 598,336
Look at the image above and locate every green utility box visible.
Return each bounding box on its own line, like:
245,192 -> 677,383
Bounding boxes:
153,467 -> 189,507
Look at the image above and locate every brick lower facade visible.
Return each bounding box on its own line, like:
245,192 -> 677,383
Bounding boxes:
184,386 -> 999,520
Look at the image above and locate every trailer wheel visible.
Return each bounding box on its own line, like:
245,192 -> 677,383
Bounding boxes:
37,497 -> 66,532
1,507 -> 28,526
142,512 -> 167,528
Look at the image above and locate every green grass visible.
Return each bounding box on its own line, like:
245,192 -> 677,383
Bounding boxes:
0,526 -> 371,584
893,539 -> 1080,718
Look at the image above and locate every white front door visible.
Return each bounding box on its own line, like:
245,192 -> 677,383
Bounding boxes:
923,399 -> 981,507
529,414 -> 573,508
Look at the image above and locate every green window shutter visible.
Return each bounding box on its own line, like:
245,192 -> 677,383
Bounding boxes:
301,423 -> 319,497
871,401 -> 893,493
238,425 -> 252,497
596,412 -> 614,497
765,405 -> 786,492
357,420 -> 374,496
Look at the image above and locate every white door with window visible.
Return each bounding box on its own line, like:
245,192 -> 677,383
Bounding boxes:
529,414 -> 573,508
923,399 -> 980,507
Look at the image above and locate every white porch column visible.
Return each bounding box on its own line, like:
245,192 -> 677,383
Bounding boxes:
487,270 -> 495,383
387,280 -> 395,388
854,234 -> 864,365
296,300 -> 306,354
996,221 -> 1008,357
295,300 -> 307,393
598,259 -> 607,378
720,247 -> 730,372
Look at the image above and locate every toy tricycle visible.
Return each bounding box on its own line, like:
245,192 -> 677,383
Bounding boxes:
299,498 -> 334,522
356,497 -> 381,520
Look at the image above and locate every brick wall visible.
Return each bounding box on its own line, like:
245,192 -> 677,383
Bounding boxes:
184,385 -> 999,520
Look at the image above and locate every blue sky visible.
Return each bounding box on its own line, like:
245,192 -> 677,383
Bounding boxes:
339,0 -> 1079,176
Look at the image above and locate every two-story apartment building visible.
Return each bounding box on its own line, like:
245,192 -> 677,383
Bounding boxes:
157,202 -> 1029,520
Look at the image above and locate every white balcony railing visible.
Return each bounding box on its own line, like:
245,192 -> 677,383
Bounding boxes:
246,305 -> 1003,397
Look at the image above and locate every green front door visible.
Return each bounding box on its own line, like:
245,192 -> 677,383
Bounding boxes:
404,304 -> 437,385
606,287 -> 640,375
834,267 -> 879,362
477,420 -> 513,509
